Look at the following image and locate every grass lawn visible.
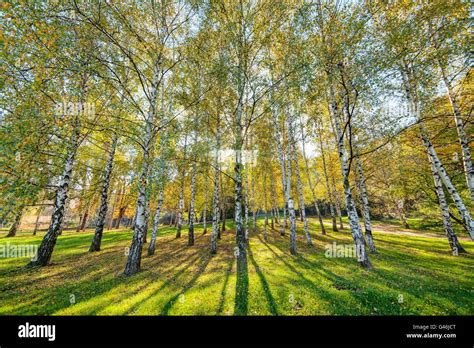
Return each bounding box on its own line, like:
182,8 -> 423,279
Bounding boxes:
0,218 -> 473,315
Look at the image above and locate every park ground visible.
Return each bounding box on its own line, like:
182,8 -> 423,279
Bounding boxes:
0,217 -> 473,315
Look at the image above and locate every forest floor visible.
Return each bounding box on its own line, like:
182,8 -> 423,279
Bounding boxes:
0,218 -> 473,315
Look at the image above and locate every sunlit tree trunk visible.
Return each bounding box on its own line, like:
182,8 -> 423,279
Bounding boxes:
332,176 -> 344,229
211,115 -> 221,254
7,206 -> 24,237
124,66 -> 160,276
148,55 -> 171,254
430,158 -> 466,254
270,180 -> 279,226
108,186 -> 121,230
176,186 -> 184,238
244,162 -> 250,242
188,162 -> 196,246
289,197 -> 297,255
116,205 -> 127,229
435,53 -> 473,201
285,122 -> 292,236
77,203 -> 89,232
233,23 -> 248,315
263,172 -> 268,242
355,153 -> 376,253
290,114 -> 312,246
250,145 -> 257,232
90,133 -> 118,252
422,130 -> 474,239
319,133 -> 338,232
300,119 -> 325,234
148,188 -> 163,256
220,170 -> 226,236
33,207 -> 43,236
29,119 -> 80,267
203,170 -> 208,235
270,85 -> 287,236
396,199 -> 409,229
402,64 -> 474,239
329,83 -> 371,269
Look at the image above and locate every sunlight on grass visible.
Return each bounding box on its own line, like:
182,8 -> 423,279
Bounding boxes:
0,218 -> 473,315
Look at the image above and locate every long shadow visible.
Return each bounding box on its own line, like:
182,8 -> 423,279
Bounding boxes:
216,256 -> 234,315
0,234 -> 204,315
234,252 -> 249,316
248,244 -> 278,315
257,235 -> 357,314
291,241 -> 474,314
159,250 -> 212,315
124,251 -> 204,315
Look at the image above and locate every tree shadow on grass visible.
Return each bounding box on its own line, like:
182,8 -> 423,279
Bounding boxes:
257,235 -> 359,314
234,253 -> 248,316
123,251 -> 205,315
248,243 -> 278,315
0,230 -> 208,315
159,249 -> 212,315
216,256 -> 234,315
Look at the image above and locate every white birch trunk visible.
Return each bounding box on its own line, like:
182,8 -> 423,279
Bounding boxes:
250,145 -> 257,232
263,172 -> 268,242
289,197 -> 297,255
429,158 -> 466,254
301,118 -> 326,234
436,56 -> 473,201
33,207 -> 43,236
7,206 -> 23,237
290,117 -> 312,246
188,163 -> 196,246
210,135 -> 221,253
176,191 -> 184,238
422,130 -> 474,239
124,66 -> 160,276
355,153 -> 376,253
90,133 -> 118,251
329,84 -> 371,269
332,177 -> 344,230
401,63 -> 474,239
29,127 -> 79,266
319,134 -> 338,232
244,164 -> 250,242
270,90 -> 287,236
203,171 -> 208,235
148,189 -> 164,256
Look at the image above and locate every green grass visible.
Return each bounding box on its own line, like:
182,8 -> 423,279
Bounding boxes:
0,218 -> 473,315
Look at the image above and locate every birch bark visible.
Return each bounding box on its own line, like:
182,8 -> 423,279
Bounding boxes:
401,64 -> 474,239
430,158 -> 466,254
29,119 -> 80,267
148,189 -> 163,256
289,197 -> 297,255
7,206 -> 23,237
188,162 -> 196,246
300,118 -> 326,234
124,65 -> 160,276
90,133 -> 118,251
431,33 -> 474,200
270,87 -> 287,236
328,82 -> 371,269
319,133 -> 338,231
176,136 -> 187,239
290,115 -> 312,246
355,153 -> 376,253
